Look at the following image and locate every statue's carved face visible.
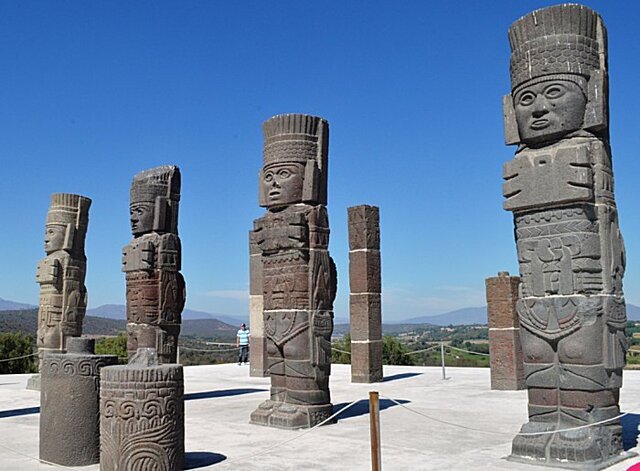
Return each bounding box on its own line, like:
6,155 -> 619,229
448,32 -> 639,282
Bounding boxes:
514,80 -> 587,144
262,163 -> 304,207
130,202 -> 154,235
45,224 -> 66,254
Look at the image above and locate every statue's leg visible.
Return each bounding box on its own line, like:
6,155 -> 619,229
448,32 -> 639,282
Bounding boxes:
250,336 -> 284,425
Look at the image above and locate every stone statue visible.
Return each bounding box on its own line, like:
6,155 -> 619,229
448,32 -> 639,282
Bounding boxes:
36,193 -> 91,365
123,166 -> 185,364
40,338 -> 117,466
250,113 -> 337,429
100,348 -> 184,471
502,5 -> 630,467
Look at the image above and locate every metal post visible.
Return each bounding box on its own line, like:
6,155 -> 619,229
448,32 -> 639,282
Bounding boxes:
440,342 -> 446,380
369,391 -> 381,471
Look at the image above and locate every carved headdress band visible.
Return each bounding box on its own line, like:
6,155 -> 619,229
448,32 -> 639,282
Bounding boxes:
46,193 -> 91,229
508,4 -> 605,91
130,165 -> 181,205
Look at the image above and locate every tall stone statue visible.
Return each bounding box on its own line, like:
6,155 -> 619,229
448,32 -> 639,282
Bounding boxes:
123,166 -> 185,364
502,5 -> 630,467
250,113 -> 337,429
36,193 -> 91,365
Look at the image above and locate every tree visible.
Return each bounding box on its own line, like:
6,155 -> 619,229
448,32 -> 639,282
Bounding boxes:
0,332 -> 36,374
383,336 -> 414,366
95,333 -> 128,364
331,333 -> 352,364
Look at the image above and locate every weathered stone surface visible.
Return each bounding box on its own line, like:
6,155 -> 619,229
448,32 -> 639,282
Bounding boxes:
249,230 -> 268,377
502,5 -> 631,468
348,250 -> 381,293
36,193 -> 91,368
39,337 -> 117,466
123,166 -> 185,364
351,341 -> 383,383
486,272 -> 525,391
348,205 -> 382,384
349,294 -> 382,342
250,114 -> 336,429
348,205 -> 380,250
100,356 -> 184,471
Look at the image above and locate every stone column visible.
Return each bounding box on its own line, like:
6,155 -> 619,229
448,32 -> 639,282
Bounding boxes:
100,349 -> 184,471
249,230 -> 268,377
250,113 -> 336,429
348,205 -> 383,383
40,338 -> 117,466
485,272 -> 524,390
502,5 -> 630,468
122,166 -> 185,364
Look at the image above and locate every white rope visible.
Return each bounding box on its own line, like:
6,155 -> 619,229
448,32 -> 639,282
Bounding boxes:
0,441 -> 76,470
406,345 -> 441,355
0,352 -> 38,363
445,345 -> 490,357
382,395 -> 640,437
332,348 -> 351,356
219,399 -> 361,467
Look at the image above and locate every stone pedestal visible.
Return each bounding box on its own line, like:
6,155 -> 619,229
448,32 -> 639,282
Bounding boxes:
39,338 -> 117,466
100,353 -> 184,471
485,272 -> 524,390
348,205 -> 383,383
249,230 -> 268,377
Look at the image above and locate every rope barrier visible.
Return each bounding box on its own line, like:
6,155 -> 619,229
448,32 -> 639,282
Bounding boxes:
0,442 -> 76,470
445,345 -> 490,357
332,348 -> 352,356
178,346 -> 238,353
0,352 -> 38,363
406,345 -> 441,355
219,399 -> 361,467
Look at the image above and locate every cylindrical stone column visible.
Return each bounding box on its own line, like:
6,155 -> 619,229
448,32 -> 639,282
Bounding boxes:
100,362 -> 184,471
485,271 -> 525,390
348,205 -> 383,383
39,337 -> 118,466
249,230 -> 268,377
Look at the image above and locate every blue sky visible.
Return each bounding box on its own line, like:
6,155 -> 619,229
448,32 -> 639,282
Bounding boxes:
1,1 -> 639,322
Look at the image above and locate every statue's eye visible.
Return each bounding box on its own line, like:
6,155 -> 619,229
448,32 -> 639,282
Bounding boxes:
544,84 -> 565,99
518,92 -> 535,106
278,169 -> 291,178
264,172 -> 273,182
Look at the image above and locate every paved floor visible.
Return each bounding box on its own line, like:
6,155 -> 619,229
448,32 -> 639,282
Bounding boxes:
1,364 -> 639,470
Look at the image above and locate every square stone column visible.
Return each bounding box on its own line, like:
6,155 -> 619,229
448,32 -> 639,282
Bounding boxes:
249,230 -> 268,377
485,271 -> 524,390
348,205 -> 383,383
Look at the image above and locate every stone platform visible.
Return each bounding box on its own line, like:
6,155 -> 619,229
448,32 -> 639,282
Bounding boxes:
1,364 -> 639,470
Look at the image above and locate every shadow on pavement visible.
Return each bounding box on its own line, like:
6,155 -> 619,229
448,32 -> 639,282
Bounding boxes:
383,372 -> 422,383
185,451 -> 227,469
622,413 -> 640,451
185,388 -> 267,401
333,398 -> 409,421
0,406 -> 40,418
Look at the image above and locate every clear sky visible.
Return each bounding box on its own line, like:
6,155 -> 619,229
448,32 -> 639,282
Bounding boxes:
1,1 -> 639,322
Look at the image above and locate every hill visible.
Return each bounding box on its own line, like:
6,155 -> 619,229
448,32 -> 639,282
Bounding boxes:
0,298 -> 36,311
86,304 -> 246,326
0,309 -> 236,341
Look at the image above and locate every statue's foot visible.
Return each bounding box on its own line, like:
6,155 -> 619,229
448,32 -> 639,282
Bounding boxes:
267,403 -> 334,430
548,424 -> 625,466
249,399 -> 281,425
510,421 -> 555,461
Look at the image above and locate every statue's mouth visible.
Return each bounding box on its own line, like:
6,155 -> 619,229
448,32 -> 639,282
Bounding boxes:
269,190 -> 281,198
531,119 -> 550,130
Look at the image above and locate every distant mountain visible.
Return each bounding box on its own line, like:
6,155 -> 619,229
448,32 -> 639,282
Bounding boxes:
0,309 -> 125,337
87,304 -> 246,326
0,298 -> 37,311
400,304 -> 640,326
181,319 -> 237,339
402,307 -> 487,326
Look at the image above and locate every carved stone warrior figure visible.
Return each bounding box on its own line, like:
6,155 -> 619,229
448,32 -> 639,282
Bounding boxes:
123,166 -> 185,364
503,5 -> 630,467
250,113 -> 337,429
36,193 -> 91,364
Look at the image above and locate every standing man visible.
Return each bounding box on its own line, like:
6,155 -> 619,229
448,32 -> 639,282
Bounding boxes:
237,323 -> 250,365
